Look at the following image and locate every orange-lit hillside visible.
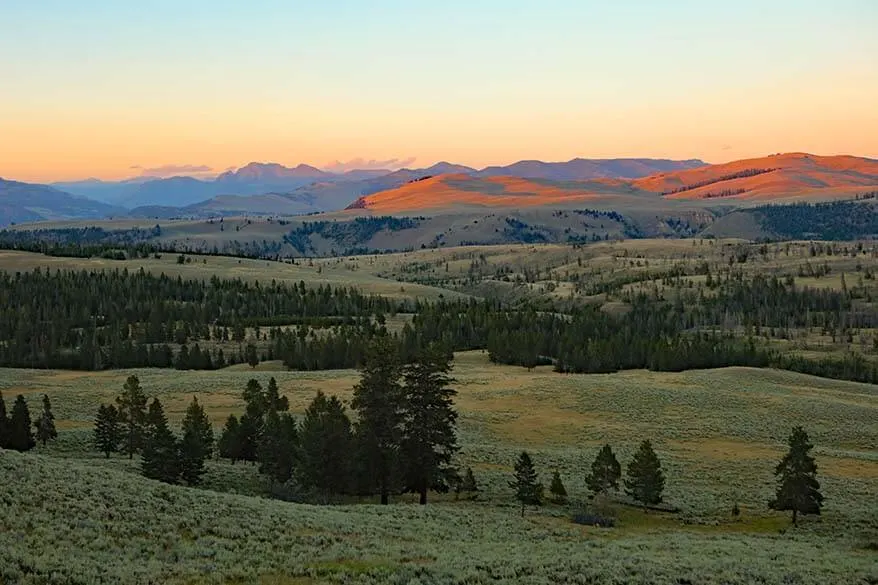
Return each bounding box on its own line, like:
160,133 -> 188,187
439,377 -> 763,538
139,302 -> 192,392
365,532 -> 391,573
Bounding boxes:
346,174 -> 632,212
634,153 -> 878,200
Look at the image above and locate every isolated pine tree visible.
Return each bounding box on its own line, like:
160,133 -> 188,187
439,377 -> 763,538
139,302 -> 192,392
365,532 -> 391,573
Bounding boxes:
400,345 -> 459,505
0,391 -> 9,448
218,414 -> 243,463
33,394 -> 57,447
7,395 -> 35,452
460,466 -> 479,498
769,426 -> 824,526
179,397 -> 214,486
586,444 -> 622,495
510,451 -> 543,516
246,343 -> 259,368
94,404 -> 121,458
141,398 -> 179,484
549,470 -> 568,504
298,391 -> 353,502
116,375 -> 148,459
352,336 -> 404,504
625,440 -> 665,506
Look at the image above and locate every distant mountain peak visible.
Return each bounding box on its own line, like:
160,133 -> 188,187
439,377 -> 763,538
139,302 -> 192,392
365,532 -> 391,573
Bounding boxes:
217,162 -> 330,182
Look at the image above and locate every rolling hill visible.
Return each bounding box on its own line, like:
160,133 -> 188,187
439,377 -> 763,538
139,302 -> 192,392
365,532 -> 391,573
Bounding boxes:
347,153 -> 878,213
0,178 -> 124,226
634,153 -> 878,200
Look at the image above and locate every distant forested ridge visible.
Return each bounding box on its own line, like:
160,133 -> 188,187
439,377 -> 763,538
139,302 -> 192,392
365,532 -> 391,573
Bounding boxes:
749,197 -> 878,241
284,216 -> 423,255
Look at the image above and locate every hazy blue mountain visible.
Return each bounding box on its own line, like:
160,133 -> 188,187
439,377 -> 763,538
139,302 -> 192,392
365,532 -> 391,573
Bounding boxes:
476,158 -> 706,180
0,178 -> 124,226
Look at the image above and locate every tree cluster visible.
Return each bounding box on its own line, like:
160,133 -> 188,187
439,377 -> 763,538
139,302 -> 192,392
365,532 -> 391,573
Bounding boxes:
0,391 -> 56,452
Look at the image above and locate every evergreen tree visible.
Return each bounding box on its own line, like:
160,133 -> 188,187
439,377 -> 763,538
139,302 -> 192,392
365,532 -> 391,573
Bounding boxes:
246,343 -> 259,368
400,345 -> 459,505
179,397 -> 214,486
238,379 -> 266,462
94,404 -> 121,458
769,426 -> 824,526
265,377 -> 289,412
218,414 -> 243,463
510,451 -> 543,516
7,395 -> 35,452
625,440 -> 665,506
141,398 -> 179,484
549,470 -> 568,504
298,391 -> 353,502
33,394 -> 58,447
586,444 -> 622,495
116,375 -> 148,459
257,410 -> 298,484
351,336 -> 404,504
0,391 -> 9,449
459,466 -> 479,498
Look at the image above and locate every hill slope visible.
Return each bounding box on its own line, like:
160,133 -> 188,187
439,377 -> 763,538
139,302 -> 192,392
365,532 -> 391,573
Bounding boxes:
0,178 -> 123,226
634,153 -> 878,200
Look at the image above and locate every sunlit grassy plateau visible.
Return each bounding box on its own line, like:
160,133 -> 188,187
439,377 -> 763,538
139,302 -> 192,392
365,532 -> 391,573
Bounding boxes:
1,238 -> 877,584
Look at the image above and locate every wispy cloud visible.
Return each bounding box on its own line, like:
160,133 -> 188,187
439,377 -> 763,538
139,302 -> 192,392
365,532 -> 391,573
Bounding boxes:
130,164 -> 214,178
322,157 -> 417,173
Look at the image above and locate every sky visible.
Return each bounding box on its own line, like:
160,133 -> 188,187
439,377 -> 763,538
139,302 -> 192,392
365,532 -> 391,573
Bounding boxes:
1,0 -> 877,183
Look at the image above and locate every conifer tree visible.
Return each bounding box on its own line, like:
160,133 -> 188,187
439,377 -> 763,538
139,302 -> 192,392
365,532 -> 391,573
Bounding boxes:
625,440 -> 665,506
298,391 -> 353,502
769,426 -> 824,526
0,391 -> 9,449
460,466 -> 479,499
33,394 -> 58,447
510,451 -> 543,516
141,398 -> 179,484
7,395 -> 35,452
257,410 -> 298,484
400,345 -> 459,505
246,343 -> 259,368
218,414 -> 243,463
179,397 -> 214,486
265,377 -> 289,412
586,444 -> 622,495
549,470 -> 568,504
351,336 -> 404,504
116,375 -> 148,459
94,404 -> 121,458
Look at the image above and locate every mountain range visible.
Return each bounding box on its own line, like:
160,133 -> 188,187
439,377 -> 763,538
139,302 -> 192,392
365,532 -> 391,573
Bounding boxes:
3,154 -> 877,227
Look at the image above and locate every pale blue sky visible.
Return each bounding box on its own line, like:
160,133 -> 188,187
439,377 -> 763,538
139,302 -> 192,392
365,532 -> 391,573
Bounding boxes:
1,0 -> 876,181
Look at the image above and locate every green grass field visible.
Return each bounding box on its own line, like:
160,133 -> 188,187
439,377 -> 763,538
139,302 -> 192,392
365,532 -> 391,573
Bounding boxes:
2,352 -> 877,584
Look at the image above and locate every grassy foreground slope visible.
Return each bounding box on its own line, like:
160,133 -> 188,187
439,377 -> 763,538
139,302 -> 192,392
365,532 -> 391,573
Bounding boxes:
2,449 -> 876,585
2,354 -> 877,584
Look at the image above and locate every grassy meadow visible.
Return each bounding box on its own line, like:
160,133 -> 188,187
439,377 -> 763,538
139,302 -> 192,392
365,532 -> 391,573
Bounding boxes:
2,352 -> 877,584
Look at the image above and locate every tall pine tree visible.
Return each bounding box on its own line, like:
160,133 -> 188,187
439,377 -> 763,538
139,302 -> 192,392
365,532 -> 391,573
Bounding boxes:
549,471 -> 568,504
586,444 -> 622,495
625,440 -> 665,506
351,336 -> 404,504
94,404 -> 121,458
7,395 -> 35,452
257,410 -> 298,485
116,375 -> 148,459
179,397 -> 214,486
33,394 -> 58,447
141,398 -> 180,484
769,426 -> 824,526
400,345 -> 459,505
298,391 -> 353,502
0,391 -> 9,449
218,414 -> 243,463
510,451 -> 543,516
